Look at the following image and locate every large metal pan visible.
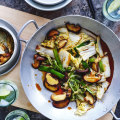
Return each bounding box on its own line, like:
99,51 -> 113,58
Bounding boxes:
20,16 -> 120,120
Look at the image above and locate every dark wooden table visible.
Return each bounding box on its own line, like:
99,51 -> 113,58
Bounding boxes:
0,0 -> 120,120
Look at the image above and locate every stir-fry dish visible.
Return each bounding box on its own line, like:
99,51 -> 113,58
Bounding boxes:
32,23 -> 113,116
0,29 -> 14,65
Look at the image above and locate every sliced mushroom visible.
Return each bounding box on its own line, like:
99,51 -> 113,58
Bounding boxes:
32,59 -> 40,69
51,92 -> 70,108
0,54 -> 11,65
34,54 -> 38,59
36,56 -> 46,61
83,74 -> 101,83
58,40 -> 67,49
51,92 -> 66,102
34,54 -> 46,61
44,79 -> 59,92
66,22 -> 81,34
2,53 -> 11,57
52,99 -> 70,108
75,68 -> 89,74
47,29 -> 59,39
46,73 -> 59,86
44,73 -> 59,92
92,63 -> 98,72
84,92 -> 95,105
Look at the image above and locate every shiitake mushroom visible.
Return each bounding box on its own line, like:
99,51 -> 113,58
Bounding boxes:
66,22 -> 81,34
32,59 -> 40,69
52,99 -> 70,108
83,74 -> 101,83
58,40 -> 67,49
44,73 -> 59,92
32,54 -> 46,69
47,29 -> 59,39
51,92 -> 67,102
44,80 -> 59,92
75,68 -> 89,74
92,63 -> 99,72
84,92 -> 95,105
51,92 -> 70,108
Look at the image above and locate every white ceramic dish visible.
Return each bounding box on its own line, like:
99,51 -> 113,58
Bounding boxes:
33,0 -> 64,6
24,0 -> 72,11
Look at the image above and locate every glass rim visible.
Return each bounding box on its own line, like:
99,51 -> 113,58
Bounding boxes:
5,110 -> 30,120
103,0 -> 120,21
106,0 -> 120,19
0,83 -> 16,107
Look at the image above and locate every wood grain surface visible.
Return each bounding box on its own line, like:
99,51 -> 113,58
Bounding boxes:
0,6 -> 116,120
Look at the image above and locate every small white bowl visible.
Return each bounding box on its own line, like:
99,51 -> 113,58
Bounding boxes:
24,0 -> 72,11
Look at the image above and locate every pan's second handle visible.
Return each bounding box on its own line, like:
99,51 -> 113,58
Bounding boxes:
18,20 -> 39,44
110,110 -> 120,120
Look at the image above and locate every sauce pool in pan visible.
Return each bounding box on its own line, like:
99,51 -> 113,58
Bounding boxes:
101,40 -> 114,84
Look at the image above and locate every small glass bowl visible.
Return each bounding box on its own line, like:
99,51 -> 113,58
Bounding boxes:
0,80 -> 19,107
5,110 -> 30,120
103,0 -> 120,21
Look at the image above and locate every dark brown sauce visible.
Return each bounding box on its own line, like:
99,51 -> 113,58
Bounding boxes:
35,74 -> 37,76
101,40 -> 114,84
68,107 -> 72,110
48,100 -> 51,103
36,83 -> 41,91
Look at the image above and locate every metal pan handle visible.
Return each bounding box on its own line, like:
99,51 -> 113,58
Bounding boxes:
18,20 -> 39,44
110,110 -> 120,120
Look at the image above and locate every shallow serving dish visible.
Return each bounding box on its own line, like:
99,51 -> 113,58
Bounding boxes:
24,0 -> 72,11
19,15 -> 120,120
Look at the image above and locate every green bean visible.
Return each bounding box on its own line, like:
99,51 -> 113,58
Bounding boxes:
99,60 -> 104,72
77,40 -> 90,48
38,65 -> 64,79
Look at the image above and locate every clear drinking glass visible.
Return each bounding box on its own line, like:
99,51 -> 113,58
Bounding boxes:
5,110 -> 30,120
0,80 -> 19,107
103,0 -> 120,21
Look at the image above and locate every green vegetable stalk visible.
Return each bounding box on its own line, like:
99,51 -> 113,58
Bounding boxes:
53,48 -> 65,72
39,65 -> 65,79
82,61 -> 89,69
53,60 -> 65,72
99,60 -> 104,72
77,40 -> 90,48
74,47 -> 79,57
89,57 -> 95,63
